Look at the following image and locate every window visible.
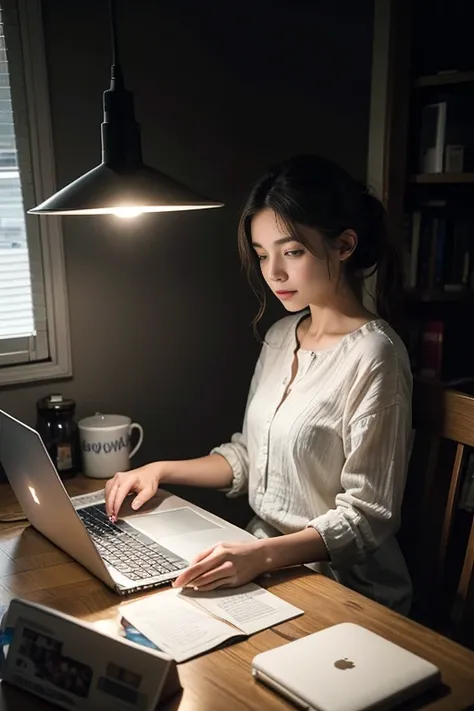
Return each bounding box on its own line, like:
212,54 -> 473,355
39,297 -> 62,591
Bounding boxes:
0,0 -> 71,385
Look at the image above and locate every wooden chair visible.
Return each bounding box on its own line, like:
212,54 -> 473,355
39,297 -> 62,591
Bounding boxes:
399,380 -> 474,645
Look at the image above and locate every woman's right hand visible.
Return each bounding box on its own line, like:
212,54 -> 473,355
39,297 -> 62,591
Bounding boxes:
104,462 -> 163,521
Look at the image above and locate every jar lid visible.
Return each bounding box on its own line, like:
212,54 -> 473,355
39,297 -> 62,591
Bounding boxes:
37,394 -> 76,413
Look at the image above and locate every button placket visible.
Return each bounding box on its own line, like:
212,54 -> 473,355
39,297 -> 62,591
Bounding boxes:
263,352 -> 315,495
293,350 -> 316,386
262,384 -> 285,494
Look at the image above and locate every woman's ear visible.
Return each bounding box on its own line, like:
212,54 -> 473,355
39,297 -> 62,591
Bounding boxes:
337,229 -> 358,262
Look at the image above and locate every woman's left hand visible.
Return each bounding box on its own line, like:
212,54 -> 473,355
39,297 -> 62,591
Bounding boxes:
172,540 -> 268,591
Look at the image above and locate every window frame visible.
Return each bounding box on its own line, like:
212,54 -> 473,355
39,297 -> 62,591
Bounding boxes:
0,0 -> 71,386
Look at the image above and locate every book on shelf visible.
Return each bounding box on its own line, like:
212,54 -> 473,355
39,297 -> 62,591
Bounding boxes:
406,313 -> 474,383
419,102 -> 447,173
404,209 -> 472,293
445,144 -> 464,173
407,318 -> 443,380
418,320 -> 444,380
417,96 -> 474,175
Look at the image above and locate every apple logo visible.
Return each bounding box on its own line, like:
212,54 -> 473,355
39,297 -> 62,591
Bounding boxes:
28,486 -> 40,505
334,658 -> 355,671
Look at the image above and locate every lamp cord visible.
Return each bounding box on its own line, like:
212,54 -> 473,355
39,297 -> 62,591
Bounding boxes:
109,0 -> 123,84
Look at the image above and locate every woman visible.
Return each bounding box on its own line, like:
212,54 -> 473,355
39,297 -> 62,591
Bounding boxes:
105,154 -> 413,614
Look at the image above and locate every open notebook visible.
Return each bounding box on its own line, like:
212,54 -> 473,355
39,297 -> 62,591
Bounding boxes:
99,583 -> 303,663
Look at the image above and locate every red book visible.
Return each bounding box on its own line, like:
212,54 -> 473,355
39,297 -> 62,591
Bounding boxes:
419,321 -> 444,380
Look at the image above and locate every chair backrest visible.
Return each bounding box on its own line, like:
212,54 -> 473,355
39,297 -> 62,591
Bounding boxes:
400,379 -> 474,639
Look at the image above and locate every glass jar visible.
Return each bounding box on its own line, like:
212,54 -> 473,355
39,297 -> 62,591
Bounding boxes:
36,395 -> 80,479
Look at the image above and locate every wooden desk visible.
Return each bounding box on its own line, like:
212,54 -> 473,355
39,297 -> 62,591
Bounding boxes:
0,476 -> 473,711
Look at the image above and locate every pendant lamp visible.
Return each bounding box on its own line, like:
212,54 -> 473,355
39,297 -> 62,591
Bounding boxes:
28,0 -> 223,217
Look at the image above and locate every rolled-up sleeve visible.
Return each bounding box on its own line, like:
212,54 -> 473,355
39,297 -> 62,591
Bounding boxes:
211,346 -> 265,497
211,432 -> 249,497
307,357 -> 412,567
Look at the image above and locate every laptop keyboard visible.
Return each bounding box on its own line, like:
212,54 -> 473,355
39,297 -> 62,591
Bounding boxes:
77,504 -> 188,581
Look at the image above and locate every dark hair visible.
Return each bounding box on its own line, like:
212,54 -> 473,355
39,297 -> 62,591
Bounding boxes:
238,154 -> 403,331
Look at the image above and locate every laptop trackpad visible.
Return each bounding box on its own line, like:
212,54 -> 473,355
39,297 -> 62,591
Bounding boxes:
127,507 -> 222,538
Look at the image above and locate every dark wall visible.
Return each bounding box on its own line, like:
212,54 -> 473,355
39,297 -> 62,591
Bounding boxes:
1,0 -> 374,515
412,0 -> 474,75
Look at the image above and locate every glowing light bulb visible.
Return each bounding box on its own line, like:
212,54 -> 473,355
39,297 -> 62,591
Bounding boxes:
111,207 -> 145,218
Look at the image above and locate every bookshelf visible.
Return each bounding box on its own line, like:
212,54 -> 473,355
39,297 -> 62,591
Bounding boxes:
405,289 -> 473,303
367,0 -> 474,389
413,70 -> 474,88
409,173 -> 474,184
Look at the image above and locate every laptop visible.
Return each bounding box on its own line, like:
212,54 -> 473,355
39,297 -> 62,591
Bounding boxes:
0,409 -> 255,595
252,623 -> 441,711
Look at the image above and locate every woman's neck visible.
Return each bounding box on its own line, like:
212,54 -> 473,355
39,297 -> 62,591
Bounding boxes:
298,289 -> 376,350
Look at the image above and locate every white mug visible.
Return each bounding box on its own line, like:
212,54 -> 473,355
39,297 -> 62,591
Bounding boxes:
78,413 -> 144,479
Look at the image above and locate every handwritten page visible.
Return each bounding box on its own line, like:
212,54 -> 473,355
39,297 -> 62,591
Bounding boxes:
120,590 -> 241,663
181,583 -> 303,635
120,584 -> 303,662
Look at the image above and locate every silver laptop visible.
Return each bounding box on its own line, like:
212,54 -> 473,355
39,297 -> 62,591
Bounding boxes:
252,623 -> 441,711
0,409 -> 255,595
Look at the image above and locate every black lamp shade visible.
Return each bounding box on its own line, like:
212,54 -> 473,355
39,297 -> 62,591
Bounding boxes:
28,163 -> 223,216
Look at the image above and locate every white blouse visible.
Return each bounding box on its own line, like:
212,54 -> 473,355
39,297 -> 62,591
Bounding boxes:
212,313 -> 413,614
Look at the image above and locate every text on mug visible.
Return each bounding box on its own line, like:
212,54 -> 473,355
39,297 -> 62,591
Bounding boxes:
82,435 -> 129,454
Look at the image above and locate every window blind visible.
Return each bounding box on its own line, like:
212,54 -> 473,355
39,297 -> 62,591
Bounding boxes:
0,7 -> 35,342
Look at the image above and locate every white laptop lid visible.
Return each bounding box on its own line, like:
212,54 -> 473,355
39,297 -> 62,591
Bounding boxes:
0,407 -> 255,592
0,408 -> 115,588
252,623 -> 441,711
